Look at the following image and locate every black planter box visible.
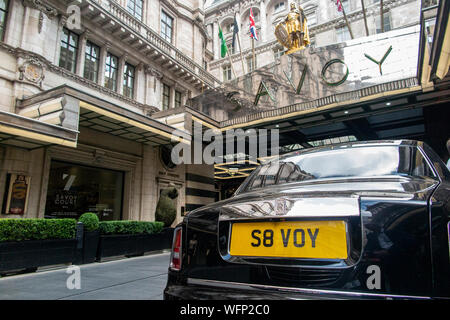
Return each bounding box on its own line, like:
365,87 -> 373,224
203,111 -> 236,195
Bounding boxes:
0,239 -> 77,274
160,228 -> 174,249
82,230 -> 100,264
97,230 -> 174,262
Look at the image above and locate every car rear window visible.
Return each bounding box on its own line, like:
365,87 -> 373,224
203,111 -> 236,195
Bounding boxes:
242,145 -> 436,192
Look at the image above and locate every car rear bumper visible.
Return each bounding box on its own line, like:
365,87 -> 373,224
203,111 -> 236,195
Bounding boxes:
164,278 -> 431,300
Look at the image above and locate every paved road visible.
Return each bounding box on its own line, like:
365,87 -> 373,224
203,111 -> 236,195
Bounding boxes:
0,252 -> 170,300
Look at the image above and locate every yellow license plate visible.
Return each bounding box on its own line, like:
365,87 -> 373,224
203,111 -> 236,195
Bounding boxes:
229,221 -> 348,259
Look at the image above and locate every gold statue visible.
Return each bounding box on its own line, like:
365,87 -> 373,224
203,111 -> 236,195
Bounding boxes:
275,2 -> 310,55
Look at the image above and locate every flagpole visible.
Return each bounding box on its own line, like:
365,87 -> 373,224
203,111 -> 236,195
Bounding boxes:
226,43 -> 237,79
361,0 -> 369,36
380,0 -> 384,33
252,38 -> 256,72
340,2 -> 354,39
237,34 -> 246,75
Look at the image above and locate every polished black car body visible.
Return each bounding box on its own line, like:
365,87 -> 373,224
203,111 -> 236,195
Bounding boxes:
164,140 -> 450,299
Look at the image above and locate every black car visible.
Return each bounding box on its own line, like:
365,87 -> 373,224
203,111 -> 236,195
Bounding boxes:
164,140 -> 450,300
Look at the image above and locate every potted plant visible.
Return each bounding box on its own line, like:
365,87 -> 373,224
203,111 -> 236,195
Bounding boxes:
78,212 -> 100,264
155,188 -> 177,249
0,218 -> 77,275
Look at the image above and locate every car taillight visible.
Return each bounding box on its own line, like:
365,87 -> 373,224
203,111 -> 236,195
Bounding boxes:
170,227 -> 182,271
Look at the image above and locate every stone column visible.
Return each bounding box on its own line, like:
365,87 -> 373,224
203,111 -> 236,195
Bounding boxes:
19,6 -> 31,49
170,84 -> 176,109
143,65 -> 151,105
97,42 -> 110,87
117,53 -> 128,96
148,68 -> 162,108
213,20 -> 219,60
76,30 -> 90,77
259,0 -> 267,43
3,0 -> 16,45
135,62 -> 145,103
53,15 -> 68,65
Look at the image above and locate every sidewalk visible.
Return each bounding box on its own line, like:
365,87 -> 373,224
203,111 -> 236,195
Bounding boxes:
0,252 -> 170,300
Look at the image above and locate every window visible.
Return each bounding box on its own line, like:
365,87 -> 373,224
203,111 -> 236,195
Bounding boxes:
241,146 -> 436,193
0,0 -> 9,41
127,0 -> 143,21
422,0 -> 438,9
175,90 -> 182,108
83,41 -> 100,82
105,52 -> 118,91
45,160 -> 124,221
247,57 -> 257,72
162,84 -> 170,110
376,13 -> 392,34
59,27 -> 79,73
336,26 -> 351,42
225,22 -> 234,34
341,0 -> 350,12
307,12 -> 317,26
253,11 -> 260,22
223,65 -> 232,81
123,63 -> 135,99
161,10 -> 173,43
274,2 -> 285,13
274,47 -> 285,60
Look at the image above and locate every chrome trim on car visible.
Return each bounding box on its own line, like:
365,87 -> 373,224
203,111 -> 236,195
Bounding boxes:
219,196 -> 360,221
186,278 -> 431,300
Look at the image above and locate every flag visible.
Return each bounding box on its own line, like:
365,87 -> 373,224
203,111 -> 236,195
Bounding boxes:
232,15 -> 239,51
218,26 -> 227,58
335,0 -> 343,12
249,8 -> 258,41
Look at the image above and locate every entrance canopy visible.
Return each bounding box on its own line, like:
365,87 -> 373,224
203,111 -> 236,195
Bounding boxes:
0,110 -> 78,149
6,85 -> 191,150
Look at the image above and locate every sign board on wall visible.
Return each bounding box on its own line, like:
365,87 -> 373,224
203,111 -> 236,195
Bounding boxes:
3,174 -> 31,215
228,26 -> 421,109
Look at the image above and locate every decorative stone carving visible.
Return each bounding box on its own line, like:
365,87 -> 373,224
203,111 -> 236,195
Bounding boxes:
18,58 -> 45,87
58,15 -> 68,28
23,0 -> 58,18
38,11 -> 44,33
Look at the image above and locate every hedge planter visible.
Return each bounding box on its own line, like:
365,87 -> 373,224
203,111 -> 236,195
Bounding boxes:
97,234 -> 144,261
0,239 -> 77,274
159,228 -> 174,249
97,230 -> 174,261
82,230 -> 100,264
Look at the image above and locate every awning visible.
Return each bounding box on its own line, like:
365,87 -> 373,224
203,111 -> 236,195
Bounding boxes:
0,110 -> 78,149
12,85 -> 191,149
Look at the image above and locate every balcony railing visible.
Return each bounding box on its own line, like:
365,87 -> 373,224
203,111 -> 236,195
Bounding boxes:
91,0 -> 220,87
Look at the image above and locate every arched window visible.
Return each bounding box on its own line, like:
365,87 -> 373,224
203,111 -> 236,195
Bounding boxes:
274,2 -> 285,13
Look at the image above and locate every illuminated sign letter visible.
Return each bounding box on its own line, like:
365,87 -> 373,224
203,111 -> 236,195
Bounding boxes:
364,46 -> 392,76
321,59 -> 349,87
254,81 -> 275,106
